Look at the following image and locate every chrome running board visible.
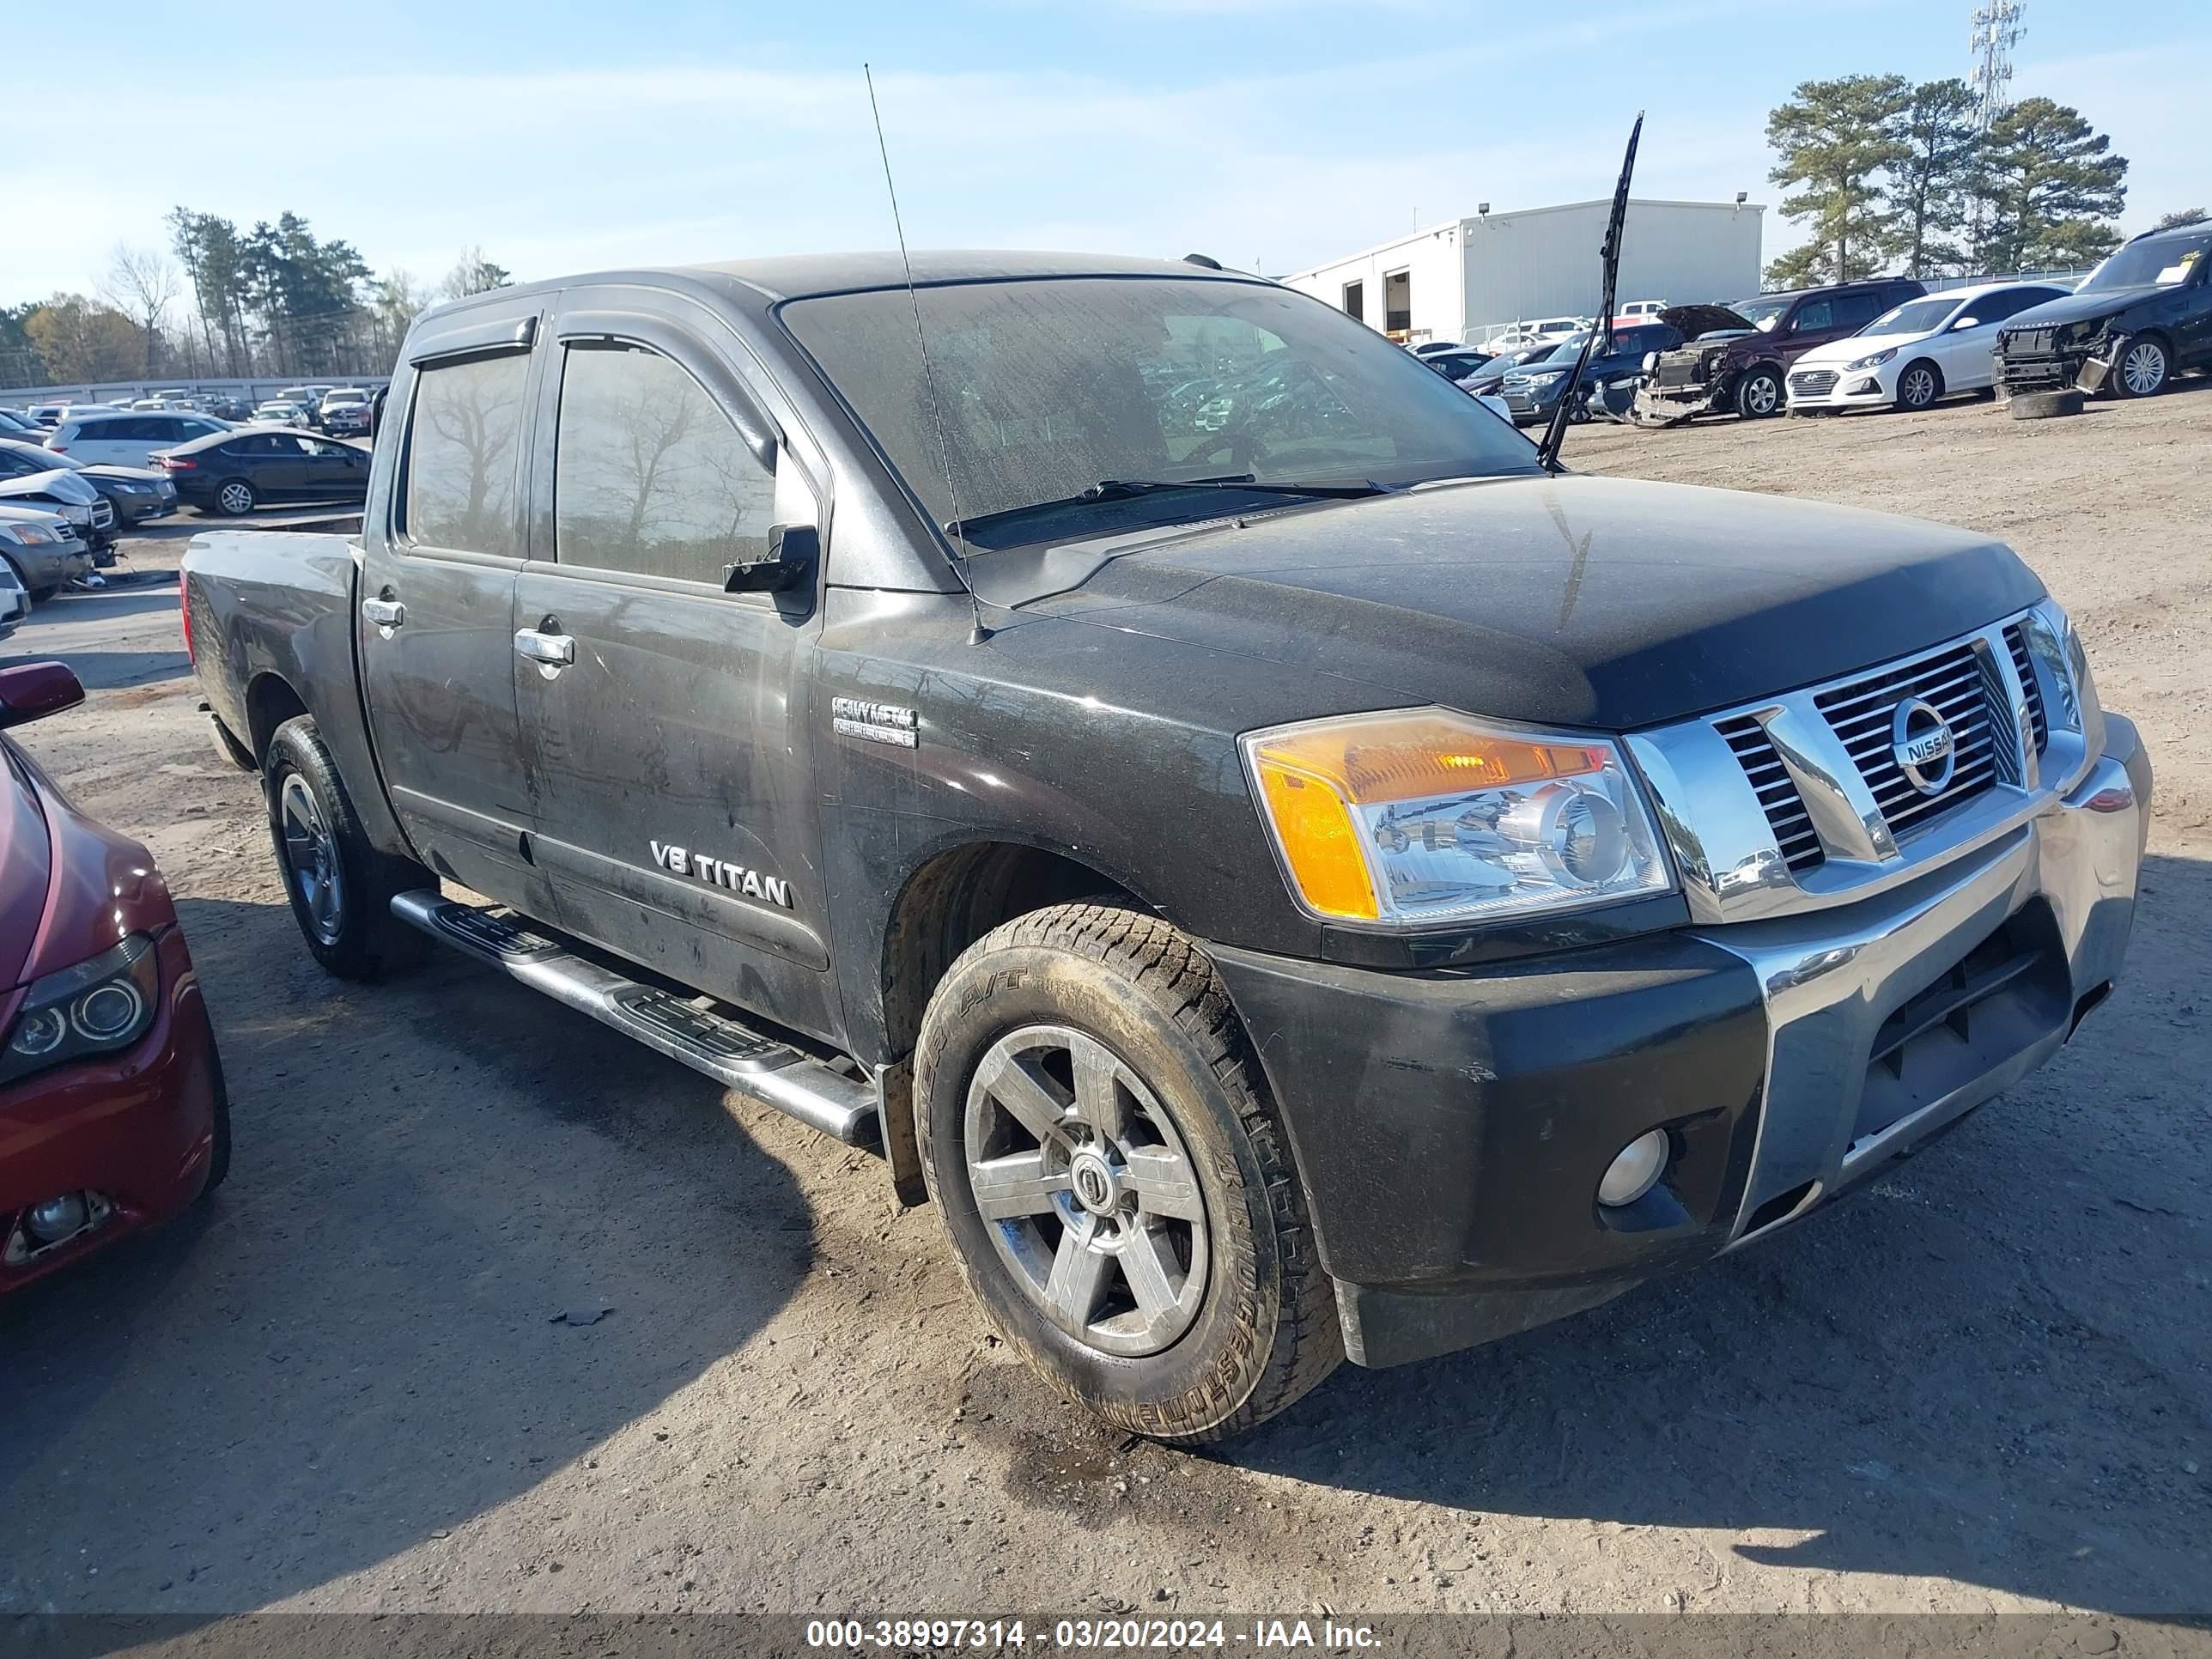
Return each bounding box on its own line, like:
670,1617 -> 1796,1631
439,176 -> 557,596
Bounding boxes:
389,890 -> 879,1146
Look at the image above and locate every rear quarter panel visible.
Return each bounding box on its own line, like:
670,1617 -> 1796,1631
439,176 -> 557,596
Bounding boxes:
181,530 -> 413,860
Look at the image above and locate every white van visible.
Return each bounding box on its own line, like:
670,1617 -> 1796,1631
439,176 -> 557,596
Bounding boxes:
46,410 -> 233,468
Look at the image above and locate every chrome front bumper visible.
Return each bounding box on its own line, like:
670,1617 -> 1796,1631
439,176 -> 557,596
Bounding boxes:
1699,713 -> 2149,1246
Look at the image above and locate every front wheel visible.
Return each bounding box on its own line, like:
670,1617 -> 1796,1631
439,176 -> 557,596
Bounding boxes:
1735,366 -> 1784,418
264,714 -> 432,981
1894,360 -> 1943,411
2115,337 -> 2170,398
915,902 -> 1342,1443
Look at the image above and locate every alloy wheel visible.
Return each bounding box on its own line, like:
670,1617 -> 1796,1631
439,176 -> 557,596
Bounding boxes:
2121,341 -> 2167,397
279,773 -> 346,945
219,482 -> 255,515
1742,374 -> 1780,416
1900,367 -> 1937,408
963,1023 -> 1209,1358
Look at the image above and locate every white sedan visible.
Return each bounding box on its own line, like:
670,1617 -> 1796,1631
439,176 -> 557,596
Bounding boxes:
1785,280 -> 2072,413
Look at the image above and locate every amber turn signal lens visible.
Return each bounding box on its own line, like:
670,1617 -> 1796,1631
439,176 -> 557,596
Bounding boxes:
1255,761 -> 1380,921
1250,713 -> 1602,806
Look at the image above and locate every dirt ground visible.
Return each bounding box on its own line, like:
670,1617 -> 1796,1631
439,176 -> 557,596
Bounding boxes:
2,389 -> 2207,1629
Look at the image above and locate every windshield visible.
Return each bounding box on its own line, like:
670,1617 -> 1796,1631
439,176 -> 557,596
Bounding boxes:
1735,295 -> 1794,331
2080,235 -> 2210,293
1865,296 -> 1961,337
783,276 -> 1540,550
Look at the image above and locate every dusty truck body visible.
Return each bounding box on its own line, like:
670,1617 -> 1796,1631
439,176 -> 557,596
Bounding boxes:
180,252 -> 2150,1442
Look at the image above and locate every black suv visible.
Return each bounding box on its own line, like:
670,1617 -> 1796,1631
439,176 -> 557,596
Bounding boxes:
1995,223 -> 2212,398
1635,276 -> 1927,423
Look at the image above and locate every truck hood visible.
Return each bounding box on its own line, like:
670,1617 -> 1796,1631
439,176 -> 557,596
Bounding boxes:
1659,303 -> 1753,340
2001,285 -> 2151,331
1008,474 -> 2044,731
0,750 -> 52,992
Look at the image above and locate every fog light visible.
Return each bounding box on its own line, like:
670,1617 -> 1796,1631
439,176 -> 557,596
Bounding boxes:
25,1193 -> 89,1244
1597,1130 -> 1669,1207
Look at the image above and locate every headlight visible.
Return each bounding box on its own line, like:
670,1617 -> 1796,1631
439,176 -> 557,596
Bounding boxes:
0,524 -> 59,546
1844,347 -> 1899,371
1526,369 -> 1568,386
0,936 -> 159,1086
112,482 -> 149,495
1240,709 -> 1674,928
2022,599 -> 2105,759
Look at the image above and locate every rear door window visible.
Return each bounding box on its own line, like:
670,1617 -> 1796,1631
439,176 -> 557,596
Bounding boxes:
1831,293 -> 1886,331
403,352 -> 529,556
551,343 -> 775,584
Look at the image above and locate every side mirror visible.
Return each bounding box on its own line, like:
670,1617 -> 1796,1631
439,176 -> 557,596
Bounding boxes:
1953,316 -> 1980,330
0,662 -> 86,730
725,523 -> 817,593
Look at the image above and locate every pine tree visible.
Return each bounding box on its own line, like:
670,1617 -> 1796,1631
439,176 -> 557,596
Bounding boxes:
1765,75 -> 1911,285
1889,79 -> 1981,279
1977,98 -> 2128,272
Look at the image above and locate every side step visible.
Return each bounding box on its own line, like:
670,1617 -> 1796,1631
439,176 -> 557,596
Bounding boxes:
389,890 -> 879,1146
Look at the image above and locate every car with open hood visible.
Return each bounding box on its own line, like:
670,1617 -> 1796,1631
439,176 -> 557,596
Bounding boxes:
1995,223 -> 2212,400
1,662 -> 229,1291
0,438 -> 176,527
1787,282 -> 2072,413
179,251 -> 2149,1443
1634,277 -> 1927,422
0,463 -> 113,554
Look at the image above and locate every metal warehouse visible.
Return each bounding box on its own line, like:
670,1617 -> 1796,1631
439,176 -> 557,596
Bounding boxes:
1281,197 -> 1765,346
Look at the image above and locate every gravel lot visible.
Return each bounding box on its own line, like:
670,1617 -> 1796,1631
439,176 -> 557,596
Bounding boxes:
1,392 -> 2207,1629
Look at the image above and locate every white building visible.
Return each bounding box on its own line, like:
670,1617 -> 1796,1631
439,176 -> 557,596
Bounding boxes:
1280,198 -> 1765,346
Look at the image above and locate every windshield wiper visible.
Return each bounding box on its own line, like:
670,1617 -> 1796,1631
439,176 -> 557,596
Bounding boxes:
945,475 -> 1389,540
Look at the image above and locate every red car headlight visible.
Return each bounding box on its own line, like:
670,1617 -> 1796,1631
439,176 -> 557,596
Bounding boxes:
1,935 -> 159,1086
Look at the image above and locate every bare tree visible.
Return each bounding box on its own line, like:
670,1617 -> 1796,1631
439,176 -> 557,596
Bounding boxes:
439,246 -> 514,301
100,244 -> 182,378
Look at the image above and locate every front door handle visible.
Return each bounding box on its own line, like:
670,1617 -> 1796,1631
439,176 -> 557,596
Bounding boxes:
362,597 -> 405,629
514,628 -> 576,667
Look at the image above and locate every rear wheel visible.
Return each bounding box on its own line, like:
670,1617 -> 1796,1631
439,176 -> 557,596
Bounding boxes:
264,714 -> 432,980
1735,366 -> 1784,418
915,902 -> 1341,1443
1894,360 -> 1943,411
216,478 -> 258,517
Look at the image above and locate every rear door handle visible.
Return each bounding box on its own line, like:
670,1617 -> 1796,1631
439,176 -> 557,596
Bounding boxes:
362,598 -> 405,629
514,629 -> 576,667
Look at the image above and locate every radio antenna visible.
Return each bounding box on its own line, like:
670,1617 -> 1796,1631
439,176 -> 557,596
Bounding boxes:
865,64 -> 992,644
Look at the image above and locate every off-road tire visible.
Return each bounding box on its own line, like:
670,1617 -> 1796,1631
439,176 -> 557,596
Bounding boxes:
2011,388 -> 2084,421
264,714 -> 432,980
1735,365 -> 1784,419
915,902 -> 1342,1443
1894,359 -> 1943,412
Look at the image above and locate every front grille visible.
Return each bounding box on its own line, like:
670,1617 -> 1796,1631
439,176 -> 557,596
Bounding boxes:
1789,369 -> 1838,398
2004,623 -> 2049,754
1814,641 -> 1999,840
1715,714 -> 1822,872
1655,358 -> 1698,388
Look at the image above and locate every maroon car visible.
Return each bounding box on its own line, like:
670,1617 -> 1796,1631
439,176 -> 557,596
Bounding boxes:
1,662 -> 228,1290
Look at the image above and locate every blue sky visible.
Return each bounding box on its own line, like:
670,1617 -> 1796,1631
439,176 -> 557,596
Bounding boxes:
11,0 -> 2205,304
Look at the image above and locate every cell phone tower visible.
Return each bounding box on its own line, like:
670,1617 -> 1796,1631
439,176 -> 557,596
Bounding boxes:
1967,0 -> 2025,270
1969,0 -> 2026,135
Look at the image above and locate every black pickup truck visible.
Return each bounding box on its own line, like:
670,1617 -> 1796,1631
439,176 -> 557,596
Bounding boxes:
180,252 -> 2151,1443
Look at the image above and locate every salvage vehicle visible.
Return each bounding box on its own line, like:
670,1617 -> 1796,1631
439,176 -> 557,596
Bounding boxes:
0,438 -> 177,527
1995,223 -> 2212,402
1500,322 -> 1680,425
1,662 -> 230,1291
0,504 -> 97,604
0,463 -> 115,555
1635,277 -> 1925,422
180,249 -> 2150,1442
1787,283 -> 2070,414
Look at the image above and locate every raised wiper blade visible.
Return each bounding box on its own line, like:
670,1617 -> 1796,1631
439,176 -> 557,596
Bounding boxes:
945,476 -> 1386,538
